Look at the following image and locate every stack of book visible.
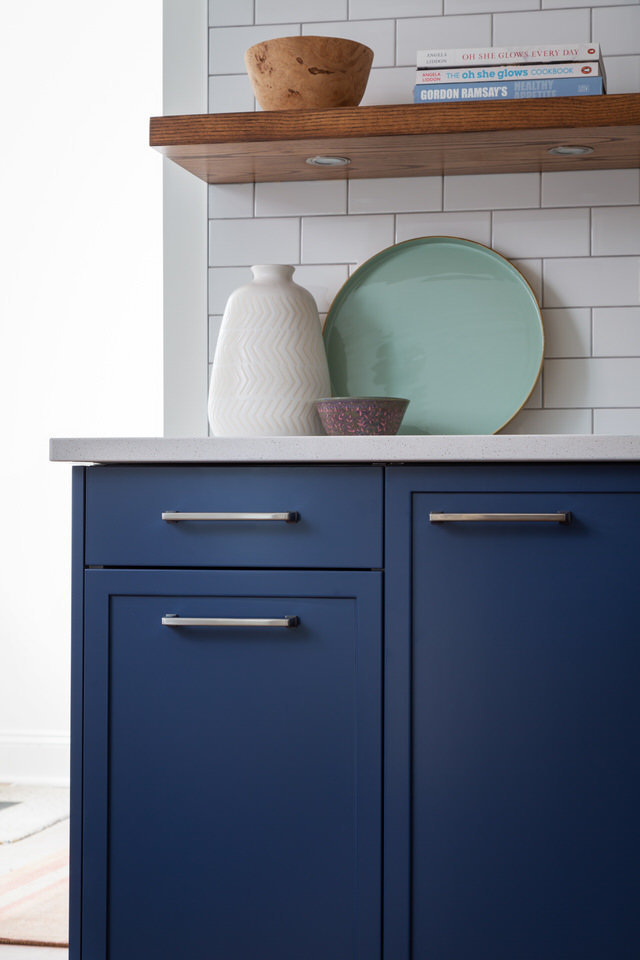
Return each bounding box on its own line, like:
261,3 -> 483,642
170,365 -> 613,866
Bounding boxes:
414,42 -> 605,103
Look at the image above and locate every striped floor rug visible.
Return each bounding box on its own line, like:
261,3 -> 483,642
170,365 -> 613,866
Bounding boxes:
0,847 -> 68,947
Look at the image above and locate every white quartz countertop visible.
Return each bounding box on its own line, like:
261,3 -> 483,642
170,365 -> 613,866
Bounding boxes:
49,435 -> 640,463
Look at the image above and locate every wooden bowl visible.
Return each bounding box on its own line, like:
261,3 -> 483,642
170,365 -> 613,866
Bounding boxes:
245,35 -> 374,111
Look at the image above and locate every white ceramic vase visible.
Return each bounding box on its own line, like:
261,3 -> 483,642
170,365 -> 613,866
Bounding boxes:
208,264 -> 331,436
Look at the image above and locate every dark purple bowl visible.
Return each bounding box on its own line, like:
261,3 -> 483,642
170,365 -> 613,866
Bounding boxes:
315,397 -> 409,436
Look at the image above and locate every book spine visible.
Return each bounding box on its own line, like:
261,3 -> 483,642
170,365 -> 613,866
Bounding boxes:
415,61 -> 602,84
417,42 -> 600,68
413,76 -> 603,102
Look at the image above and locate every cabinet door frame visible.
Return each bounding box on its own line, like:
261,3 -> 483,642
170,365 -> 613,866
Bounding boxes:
80,567 -> 382,960
384,462 -> 640,960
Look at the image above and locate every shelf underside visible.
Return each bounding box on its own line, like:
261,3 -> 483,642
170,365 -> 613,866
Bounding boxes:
150,95 -> 640,184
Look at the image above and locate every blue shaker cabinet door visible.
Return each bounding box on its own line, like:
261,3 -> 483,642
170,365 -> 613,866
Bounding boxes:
411,493 -> 640,960
82,569 -> 381,960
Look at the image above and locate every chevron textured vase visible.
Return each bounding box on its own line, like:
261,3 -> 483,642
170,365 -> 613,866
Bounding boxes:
208,264 -> 331,436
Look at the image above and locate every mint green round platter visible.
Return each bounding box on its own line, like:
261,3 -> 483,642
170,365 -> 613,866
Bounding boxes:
323,237 -> 544,435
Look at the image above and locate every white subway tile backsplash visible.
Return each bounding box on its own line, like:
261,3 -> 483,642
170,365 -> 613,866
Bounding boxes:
350,0 -> 441,18
208,315 -> 224,362
290,264 -> 349,312
492,8 -> 590,45
302,215 -> 394,265
360,67 -> 415,105
493,208 -> 590,259
592,206 -> 640,256
396,211 -> 491,245
593,6 -> 640,57
255,180 -> 347,217
545,358 -> 640,407
256,0 -> 346,24
209,0 -> 254,27
444,173 -> 540,211
542,307 -> 591,358
544,0 -> 637,7
210,23 -> 299,75
501,408 -> 592,435
209,75 -> 255,113
302,20 -> 395,67
594,408 -> 640,435
446,0 -> 539,14
397,16 -> 492,67
208,267 -> 253,314
602,55 -> 640,94
544,257 -> 640,307
207,2 -> 640,435
349,176 -> 442,214
593,307 -> 640,356
511,259 -> 543,302
208,183 -> 254,219
542,169 -> 639,207
209,217 -> 300,266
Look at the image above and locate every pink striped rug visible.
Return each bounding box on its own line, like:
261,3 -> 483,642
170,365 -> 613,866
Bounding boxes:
0,847 -> 68,947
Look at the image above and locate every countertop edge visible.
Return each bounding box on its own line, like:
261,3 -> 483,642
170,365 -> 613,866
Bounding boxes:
49,435 -> 640,463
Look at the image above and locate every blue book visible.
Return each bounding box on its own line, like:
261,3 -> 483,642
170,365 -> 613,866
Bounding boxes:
414,76 -> 603,102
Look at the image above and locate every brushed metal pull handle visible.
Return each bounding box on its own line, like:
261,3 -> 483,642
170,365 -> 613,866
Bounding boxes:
162,615 -> 299,628
162,511 -> 299,523
429,512 -> 570,523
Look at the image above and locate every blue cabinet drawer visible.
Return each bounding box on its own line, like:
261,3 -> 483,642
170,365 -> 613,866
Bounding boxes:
85,465 -> 383,568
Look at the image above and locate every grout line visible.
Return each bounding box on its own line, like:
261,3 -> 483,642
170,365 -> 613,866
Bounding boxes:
546,356 -> 640,361
210,262 -> 354,270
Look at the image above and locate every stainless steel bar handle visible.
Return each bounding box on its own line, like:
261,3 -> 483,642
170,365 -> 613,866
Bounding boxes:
161,511 -> 299,523
429,512 -> 570,523
162,615 -> 299,628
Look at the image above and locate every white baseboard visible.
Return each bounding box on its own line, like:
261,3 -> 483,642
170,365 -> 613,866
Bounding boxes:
0,729 -> 70,786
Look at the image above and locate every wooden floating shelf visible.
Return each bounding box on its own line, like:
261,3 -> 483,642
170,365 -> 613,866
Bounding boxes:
150,94 -> 640,184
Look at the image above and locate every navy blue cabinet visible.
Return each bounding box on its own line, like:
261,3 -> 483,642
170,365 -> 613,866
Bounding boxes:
72,462 -> 640,960
72,466 -> 383,960
385,465 -> 640,960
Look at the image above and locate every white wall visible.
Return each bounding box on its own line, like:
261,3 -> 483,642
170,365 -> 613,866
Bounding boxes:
208,0 -> 640,435
0,2 -> 163,783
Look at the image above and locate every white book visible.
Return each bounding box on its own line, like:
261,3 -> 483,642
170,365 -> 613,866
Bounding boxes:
417,42 -> 600,69
415,61 -> 603,85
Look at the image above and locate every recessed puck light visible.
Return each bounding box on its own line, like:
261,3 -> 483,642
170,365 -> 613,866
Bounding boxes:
305,155 -> 351,166
548,145 -> 594,156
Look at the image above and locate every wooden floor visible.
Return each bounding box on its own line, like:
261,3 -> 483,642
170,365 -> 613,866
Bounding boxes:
0,947 -> 67,958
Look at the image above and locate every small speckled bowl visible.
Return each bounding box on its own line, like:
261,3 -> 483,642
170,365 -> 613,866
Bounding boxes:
315,397 -> 409,436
